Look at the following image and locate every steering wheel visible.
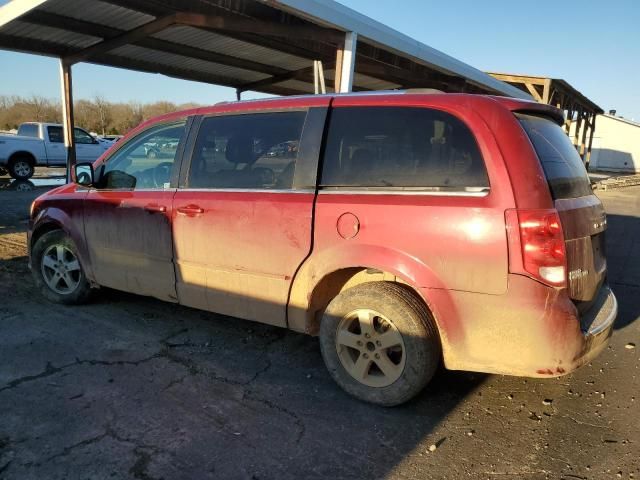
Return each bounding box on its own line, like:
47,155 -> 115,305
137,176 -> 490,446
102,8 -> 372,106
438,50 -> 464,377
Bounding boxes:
152,162 -> 173,188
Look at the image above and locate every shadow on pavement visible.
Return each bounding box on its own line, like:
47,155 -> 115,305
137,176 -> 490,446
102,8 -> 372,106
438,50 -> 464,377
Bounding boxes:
605,213 -> 640,330
0,256 -> 488,478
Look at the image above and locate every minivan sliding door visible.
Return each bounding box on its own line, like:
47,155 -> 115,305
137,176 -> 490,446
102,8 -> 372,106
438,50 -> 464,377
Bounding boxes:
172,107 -> 327,327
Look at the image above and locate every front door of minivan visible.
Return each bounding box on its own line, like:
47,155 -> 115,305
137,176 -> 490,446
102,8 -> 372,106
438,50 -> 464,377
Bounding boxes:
83,120 -> 187,302
172,108 -> 326,326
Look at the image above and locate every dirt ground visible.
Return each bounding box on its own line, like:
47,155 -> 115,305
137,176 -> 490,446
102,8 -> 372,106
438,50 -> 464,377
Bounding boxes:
0,171 -> 638,480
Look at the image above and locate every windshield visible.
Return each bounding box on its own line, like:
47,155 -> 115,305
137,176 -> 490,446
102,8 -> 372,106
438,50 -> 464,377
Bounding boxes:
517,113 -> 593,199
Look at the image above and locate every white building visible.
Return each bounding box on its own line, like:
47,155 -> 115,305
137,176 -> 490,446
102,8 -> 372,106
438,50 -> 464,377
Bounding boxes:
588,114 -> 640,173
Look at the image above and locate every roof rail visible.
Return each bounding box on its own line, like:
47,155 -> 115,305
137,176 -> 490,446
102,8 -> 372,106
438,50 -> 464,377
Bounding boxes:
404,88 -> 446,94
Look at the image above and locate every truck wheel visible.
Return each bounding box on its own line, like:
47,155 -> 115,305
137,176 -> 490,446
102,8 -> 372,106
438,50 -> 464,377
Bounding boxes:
319,282 -> 441,406
8,156 -> 34,180
31,230 -> 92,304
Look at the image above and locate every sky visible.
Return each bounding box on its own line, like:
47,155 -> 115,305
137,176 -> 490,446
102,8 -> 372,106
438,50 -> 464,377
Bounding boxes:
0,0 -> 639,119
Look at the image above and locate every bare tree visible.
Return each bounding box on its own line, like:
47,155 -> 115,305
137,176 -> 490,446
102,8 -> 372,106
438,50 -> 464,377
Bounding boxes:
27,95 -> 55,122
92,94 -> 112,136
0,95 -> 202,134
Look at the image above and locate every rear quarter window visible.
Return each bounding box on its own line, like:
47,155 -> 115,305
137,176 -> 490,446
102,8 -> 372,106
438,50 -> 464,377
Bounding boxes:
517,113 -> 593,199
320,107 -> 489,191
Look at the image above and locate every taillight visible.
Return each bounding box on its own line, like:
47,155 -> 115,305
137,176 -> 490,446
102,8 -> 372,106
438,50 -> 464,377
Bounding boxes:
512,209 -> 567,287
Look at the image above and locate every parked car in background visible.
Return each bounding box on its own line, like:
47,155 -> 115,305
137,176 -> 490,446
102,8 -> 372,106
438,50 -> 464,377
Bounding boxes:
90,134 -> 116,147
147,137 -> 180,159
99,134 -> 123,143
0,122 -> 112,179
28,92 -> 617,406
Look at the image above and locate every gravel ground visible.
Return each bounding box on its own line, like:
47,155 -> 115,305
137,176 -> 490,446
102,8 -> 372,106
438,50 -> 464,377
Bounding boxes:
0,171 -> 638,480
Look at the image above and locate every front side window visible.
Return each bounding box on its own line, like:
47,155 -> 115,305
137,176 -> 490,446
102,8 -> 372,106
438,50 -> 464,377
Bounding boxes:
47,127 -> 97,145
320,107 -> 489,191
187,111 -> 307,190
74,128 -> 95,145
96,121 -> 186,190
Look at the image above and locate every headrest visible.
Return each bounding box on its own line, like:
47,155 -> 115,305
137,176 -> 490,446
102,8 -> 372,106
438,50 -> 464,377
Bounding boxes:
225,135 -> 254,164
202,138 -> 216,150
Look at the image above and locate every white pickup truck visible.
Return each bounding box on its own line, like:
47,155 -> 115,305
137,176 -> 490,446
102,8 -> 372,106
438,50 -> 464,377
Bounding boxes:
0,122 -> 112,179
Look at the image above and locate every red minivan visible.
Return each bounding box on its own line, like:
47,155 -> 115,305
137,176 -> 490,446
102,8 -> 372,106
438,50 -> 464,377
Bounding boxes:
28,92 -> 617,406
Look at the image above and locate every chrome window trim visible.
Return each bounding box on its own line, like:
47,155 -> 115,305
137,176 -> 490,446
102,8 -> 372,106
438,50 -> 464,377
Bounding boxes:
97,118 -> 188,169
317,189 -> 490,197
177,188 -> 315,194
86,187 -> 178,193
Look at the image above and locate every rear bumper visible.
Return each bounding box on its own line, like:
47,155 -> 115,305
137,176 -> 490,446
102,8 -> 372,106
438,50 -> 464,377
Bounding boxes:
569,283 -> 617,372
435,275 -> 617,377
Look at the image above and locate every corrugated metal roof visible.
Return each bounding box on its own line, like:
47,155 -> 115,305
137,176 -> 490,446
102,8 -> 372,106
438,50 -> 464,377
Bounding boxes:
110,43 -> 268,82
275,72 -> 400,94
154,25 -> 310,72
273,78 -> 316,93
273,0 -> 532,98
2,18 -> 99,48
0,0 -> 535,98
39,0 -> 154,30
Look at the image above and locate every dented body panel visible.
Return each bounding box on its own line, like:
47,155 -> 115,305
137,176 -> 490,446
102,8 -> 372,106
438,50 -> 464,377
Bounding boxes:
28,183 -> 93,280
83,189 -> 177,302
441,275 -> 615,376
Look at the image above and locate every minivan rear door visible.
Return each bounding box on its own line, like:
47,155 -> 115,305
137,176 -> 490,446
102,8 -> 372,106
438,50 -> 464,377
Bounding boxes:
517,113 -> 607,304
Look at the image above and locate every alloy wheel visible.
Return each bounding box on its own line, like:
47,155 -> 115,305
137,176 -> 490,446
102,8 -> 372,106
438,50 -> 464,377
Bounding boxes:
335,308 -> 406,387
40,244 -> 82,294
13,160 -> 32,178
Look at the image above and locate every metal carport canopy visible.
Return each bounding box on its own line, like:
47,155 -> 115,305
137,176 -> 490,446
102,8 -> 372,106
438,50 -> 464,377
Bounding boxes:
0,0 -> 531,178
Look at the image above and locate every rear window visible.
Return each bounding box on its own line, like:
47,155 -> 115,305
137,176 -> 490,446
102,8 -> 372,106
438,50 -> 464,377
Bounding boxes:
517,113 -> 592,199
320,107 -> 489,191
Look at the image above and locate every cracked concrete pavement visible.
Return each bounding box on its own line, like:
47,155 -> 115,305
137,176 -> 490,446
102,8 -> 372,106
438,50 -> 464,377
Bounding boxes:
0,174 -> 638,479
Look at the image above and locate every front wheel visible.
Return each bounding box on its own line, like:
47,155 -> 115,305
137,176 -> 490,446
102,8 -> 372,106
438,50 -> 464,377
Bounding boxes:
31,230 -> 92,304
319,282 -> 441,406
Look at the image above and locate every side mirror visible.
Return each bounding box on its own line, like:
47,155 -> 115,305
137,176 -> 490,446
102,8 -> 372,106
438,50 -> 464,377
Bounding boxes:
75,163 -> 94,186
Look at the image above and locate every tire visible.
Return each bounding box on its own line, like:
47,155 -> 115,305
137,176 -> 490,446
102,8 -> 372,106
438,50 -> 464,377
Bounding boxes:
146,149 -> 158,159
8,155 -> 34,180
319,282 -> 441,406
31,230 -> 92,304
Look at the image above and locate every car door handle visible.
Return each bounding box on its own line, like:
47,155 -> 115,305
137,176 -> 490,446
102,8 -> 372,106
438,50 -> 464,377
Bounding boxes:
176,204 -> 204,215
144,203 -> 167,213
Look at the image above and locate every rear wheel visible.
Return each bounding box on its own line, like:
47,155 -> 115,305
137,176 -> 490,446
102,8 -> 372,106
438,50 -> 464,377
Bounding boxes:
8,156 -> 34,180
319,282 -> 441,406
31,230 -> 92,304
